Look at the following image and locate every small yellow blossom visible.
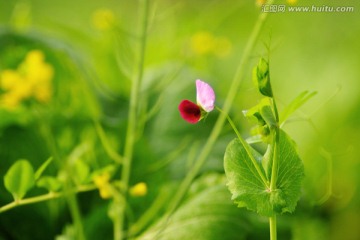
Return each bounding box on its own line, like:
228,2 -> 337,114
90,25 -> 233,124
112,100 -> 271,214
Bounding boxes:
0,70 -> 21,90
33,84 -> 52,103
93,172 -> 110,186
190,31 -> 232,58
191,31 -> 215,56
129,182 -> 147,197
0,92 -> 22,110
21,50 -> 54,86
92,8 -> 116,31
98,184 -> 113,199
0,49 -> 54,110
93,173 -> 113,199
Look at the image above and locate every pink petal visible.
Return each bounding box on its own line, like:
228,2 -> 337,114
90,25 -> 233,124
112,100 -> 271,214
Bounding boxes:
178,100 -> 201,124
196,79 -> 215,112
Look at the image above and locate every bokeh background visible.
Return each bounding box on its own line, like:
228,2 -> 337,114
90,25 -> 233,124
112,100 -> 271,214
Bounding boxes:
0,0 -> 359,239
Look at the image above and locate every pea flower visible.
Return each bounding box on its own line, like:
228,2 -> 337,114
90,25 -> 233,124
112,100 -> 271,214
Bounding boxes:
178,79 -> 215,124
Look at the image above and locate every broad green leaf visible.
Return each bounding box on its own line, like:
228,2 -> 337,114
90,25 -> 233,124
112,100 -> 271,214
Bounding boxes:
37,176 -> 62,192
224,130 -> 304,217
4,159 -> 35,200
34,157 -> 53,180
253,58 -> 273,97
262,145 -> 273,179
139,183 -> 249,240
280,90 -> 317,124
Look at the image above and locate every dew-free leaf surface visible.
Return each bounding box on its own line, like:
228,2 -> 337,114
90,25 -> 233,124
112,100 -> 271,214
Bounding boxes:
224,130 -> 304,216
4,159 -> 35,200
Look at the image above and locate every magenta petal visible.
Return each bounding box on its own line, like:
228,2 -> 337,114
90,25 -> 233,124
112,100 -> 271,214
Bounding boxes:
196,79 -> 215,112
178,100 -> 201,124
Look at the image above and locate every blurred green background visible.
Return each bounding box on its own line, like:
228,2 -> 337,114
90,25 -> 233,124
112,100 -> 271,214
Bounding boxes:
0,0 -> 359,239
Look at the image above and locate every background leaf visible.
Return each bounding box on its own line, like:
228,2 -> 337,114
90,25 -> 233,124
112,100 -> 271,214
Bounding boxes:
139,178 -> 250,240
72,159 -> 90,185
34,157 -> 53,180
37,176 -> 62,192
280,90 -> 317,125
224,130 -> 304,216
4,159 -> 35,200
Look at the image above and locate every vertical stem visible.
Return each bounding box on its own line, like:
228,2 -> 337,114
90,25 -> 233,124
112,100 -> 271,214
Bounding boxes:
269,215 -> 277,240
117,0 -> 149,239
270,129 -> 279,191
36,108 -> 85,240
65,182 -> 86,240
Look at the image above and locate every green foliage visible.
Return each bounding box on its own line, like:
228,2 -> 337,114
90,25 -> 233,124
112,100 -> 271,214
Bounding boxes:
244,98 -> 275,143
4,159 -> 35,200
140,178 -> 249,240
253,58 -> 272,97
280,91 -> 317,125
224,130 -> 304,217
37,176 -> 62,192
72,159 -> 90,185
0,0 -> 358,239
34,157 -> 53,180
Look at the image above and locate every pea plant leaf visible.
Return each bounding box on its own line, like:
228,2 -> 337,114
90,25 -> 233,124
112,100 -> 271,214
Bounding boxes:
34,157 -> 53,180
224,130 -> 304,217
280,90 -> 317,125
4,159 -> 36,200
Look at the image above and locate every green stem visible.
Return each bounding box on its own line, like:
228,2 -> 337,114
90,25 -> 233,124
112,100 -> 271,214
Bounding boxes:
118,0 -> 149,239
158,3 -> 272,236
0,185 -> 96,214
270,128 -> 279,191
94,121 -> 123,164
64,180 -> 86,240
217,107 -> 269,187
35,108 -> 86,240
269,215 -> 277,240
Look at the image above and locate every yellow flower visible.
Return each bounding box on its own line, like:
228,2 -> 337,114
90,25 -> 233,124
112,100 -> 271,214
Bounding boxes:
33,84 -> 52,103
191,31 -> 215,55
190,32 -> 232,58
0,70 -> 21,90
0,92 -> 22,110
98,184 -> 113,199
21,50 -> 54,86
0,70 -> 31,109
129,182 -> 147,197
93,173 -> 113,199
92,8 -> 116,31
0,49 -> 54,110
